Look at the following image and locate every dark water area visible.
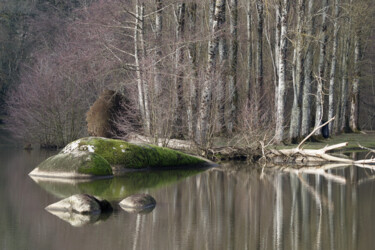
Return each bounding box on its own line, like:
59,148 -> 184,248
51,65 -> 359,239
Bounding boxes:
1,134 -> 375,249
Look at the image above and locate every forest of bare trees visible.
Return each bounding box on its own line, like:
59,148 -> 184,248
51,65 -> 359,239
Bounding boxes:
1,0 -> 374,148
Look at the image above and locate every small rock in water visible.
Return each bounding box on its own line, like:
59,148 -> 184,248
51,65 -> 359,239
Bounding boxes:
45,194 -> 111,214
119,194 -> 156,213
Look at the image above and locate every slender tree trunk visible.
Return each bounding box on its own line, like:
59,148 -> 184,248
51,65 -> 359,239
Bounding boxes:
274,3 -> 281,114
217,0 -> 227,133
301,0 -> 314,137
314,0 -> 329,135
328,0 -> 340,134
289,0 -> 305,142
247,1 -> 253,105
349,34 -> 361,131
174,3 -> 186,137
135,1 -> 145,124
154,0 -> 163,97
196,0 -> 225,146
339,8 -> 352,132
256,0 -> 264,121
187,3 -> 197,139
275,0 -> 289,143
134,1 -> 150,134
227,0 -> 238,133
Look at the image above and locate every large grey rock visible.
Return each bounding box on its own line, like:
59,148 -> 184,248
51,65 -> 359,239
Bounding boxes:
29,150 -> 113,179
119,194 -> 156,213
45,194 -> 109,214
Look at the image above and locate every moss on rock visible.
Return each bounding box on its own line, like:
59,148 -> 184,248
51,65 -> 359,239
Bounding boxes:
30,137 -> 208,179
62,137 -> 205,169
31,151 -> 113,178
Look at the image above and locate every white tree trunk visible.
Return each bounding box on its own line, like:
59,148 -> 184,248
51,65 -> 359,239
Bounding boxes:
196,0 -> 225,145
275,0 -> 289,143
301,0 -> 314,137
314,0 -> 329,135
289,0 -> 305,142
154,0 -> 163,96
134,2 -> 150,134
349,34 -> 361,131
328,0 -> 340,134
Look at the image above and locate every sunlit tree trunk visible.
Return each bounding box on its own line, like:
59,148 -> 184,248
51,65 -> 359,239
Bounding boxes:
275,0 -> 289,143
134,1 -> 150,134
289,0 -> 305,142
301,0 -> 314,137
314,0 -> 329,135
227,0 -> 238,133
196,0 -> 225,145
349,34 -> 361,131
154,0 -> 163,96
328,0 -> 340,134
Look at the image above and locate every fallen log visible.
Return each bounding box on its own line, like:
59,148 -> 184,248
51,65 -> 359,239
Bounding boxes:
266,118 -> 375,165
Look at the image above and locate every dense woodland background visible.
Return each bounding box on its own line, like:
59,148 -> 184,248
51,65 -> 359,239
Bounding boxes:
0,0 -> 374,148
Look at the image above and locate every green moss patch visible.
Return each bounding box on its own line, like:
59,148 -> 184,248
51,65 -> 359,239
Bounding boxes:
36,151 -> 113,177
65,137 -> 205,169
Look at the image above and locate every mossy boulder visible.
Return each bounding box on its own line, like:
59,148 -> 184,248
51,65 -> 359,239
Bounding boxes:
29,151 -> 113,179
62,137 -> 206,170
30,137 -> 207,179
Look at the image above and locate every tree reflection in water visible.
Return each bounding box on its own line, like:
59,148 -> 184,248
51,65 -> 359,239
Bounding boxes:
14,160 -> 375,250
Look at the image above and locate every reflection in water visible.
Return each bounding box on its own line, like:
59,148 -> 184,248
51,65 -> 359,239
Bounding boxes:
2,148 -> 375,249
45,210 -> 101,227
31,168 -> 204,201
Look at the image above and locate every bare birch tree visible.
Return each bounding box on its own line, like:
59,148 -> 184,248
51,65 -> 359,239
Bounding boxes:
328,0 -> 340,134
275,0 -> 289,143
314,0 -> 329,135
196,0 -> 225,146
135,1 -> 151,134
289,0 -> 305,142
338,0 -> 352,132
349,32 -> 361,131
301,0 -> 314,137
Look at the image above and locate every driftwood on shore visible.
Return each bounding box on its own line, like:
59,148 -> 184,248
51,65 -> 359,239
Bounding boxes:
127,118 -> 375,165
127,133 -> 259,161
265,118 -> 375,166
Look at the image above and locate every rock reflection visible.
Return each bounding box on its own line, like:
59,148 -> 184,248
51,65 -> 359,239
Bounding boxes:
30,169 -> 204,201
46,210 -> 101,227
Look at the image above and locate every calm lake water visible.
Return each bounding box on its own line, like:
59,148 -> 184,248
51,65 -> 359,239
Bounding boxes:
1,133 -> 375,250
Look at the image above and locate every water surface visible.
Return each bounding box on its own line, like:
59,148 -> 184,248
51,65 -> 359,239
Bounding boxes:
1,139 -> 375,250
